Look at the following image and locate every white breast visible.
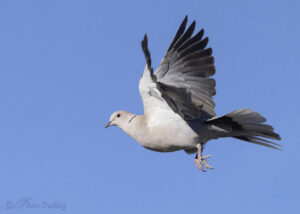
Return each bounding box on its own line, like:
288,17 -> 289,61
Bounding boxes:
139,103 -> 199,152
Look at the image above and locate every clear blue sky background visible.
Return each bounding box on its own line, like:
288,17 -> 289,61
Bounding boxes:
1,0 -> 299,213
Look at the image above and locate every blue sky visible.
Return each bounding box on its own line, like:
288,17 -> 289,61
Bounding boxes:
0,0 -> 299,213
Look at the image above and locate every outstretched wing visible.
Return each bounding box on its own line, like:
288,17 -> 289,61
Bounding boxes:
140,16 -> 216,120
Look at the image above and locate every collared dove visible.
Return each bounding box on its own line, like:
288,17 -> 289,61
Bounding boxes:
105,16 -> 281,171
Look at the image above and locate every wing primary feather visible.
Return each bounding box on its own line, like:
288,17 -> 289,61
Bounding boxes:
141,34 -> 153,72
172,21 -> 196,50
178,29 -> 204,52
182,56 -> 214,67
180,37 -> 209,57
179,48 -> 212,62
182,65 -> 215,77
167,16 -> 188,51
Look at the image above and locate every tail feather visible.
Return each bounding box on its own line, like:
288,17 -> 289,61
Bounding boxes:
227,109 -> 267,123
242,123 -> 280,140
206,109 -> 281,150
235,136 -> 282,151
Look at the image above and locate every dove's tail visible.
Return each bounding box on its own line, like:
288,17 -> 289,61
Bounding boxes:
205,109 -> 282,150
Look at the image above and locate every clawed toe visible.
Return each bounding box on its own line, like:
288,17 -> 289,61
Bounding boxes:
201,155 -> 211,159
199,158 -> 213,169
194,156 -> 213,171
194,159 -> 206,172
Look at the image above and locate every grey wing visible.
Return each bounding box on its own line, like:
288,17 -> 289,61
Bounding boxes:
155,16 -> 216,120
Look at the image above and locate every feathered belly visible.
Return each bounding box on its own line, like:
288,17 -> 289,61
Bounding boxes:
139,119 -> 199,152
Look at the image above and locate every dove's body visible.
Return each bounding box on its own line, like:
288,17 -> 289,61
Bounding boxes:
120,111 -> 208,153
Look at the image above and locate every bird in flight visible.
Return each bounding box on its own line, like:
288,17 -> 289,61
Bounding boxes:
105,16 -> 281,171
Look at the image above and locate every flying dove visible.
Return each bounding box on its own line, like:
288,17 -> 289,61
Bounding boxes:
105,16 -> 281,171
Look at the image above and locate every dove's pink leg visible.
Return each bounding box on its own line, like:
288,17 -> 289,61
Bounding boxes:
194,144 -> 213,171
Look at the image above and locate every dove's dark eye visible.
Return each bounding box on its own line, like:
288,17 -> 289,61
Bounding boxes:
117,114 -> 121,118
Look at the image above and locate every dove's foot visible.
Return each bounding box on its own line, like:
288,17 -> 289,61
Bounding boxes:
194,144 -> 213,171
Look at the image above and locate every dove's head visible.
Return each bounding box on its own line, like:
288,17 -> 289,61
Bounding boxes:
105,111 -> 136,128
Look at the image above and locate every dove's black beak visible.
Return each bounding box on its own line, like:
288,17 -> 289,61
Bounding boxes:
104,121 -> 111,128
